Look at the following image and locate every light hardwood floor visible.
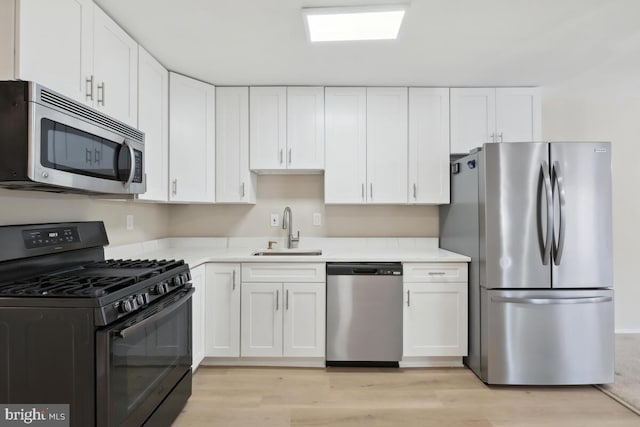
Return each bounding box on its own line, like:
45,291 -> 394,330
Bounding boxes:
172,367 -> 639,426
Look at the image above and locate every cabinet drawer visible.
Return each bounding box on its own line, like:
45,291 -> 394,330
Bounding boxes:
242,263 -> 325,283
403,263 -> 467,283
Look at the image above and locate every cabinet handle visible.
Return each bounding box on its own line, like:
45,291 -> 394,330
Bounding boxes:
428,271 -> 446,276
276,289 -> 279,311
413,183 -> 417,199
489,132 -> 496,143
97,82 -> 105,106
172,179 -> 177,195
85,75 -> 94,101
232,270 -> 236,290
498,132 -> 504,142
288,148 -> 292,164
286,289 -> 289,310
361,183 -> 365,201
241,182 -> 245,197
279,149 -> 283,164
370,183 -> 373,199
407,290 -> 410,307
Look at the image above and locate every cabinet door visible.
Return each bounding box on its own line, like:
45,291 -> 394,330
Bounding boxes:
241,282 -> 283,357
169,72 -> 215,203
324,87 -> 367,204
137,47 -> 168,202
495,87 -> 541,143
190,265 -> 206,370
249,87 -> 286,170
287,87 -> 325,170
93,5 -> 138,126
366,87 -> 408,204
403,282 -> 468,357
205,264 -> 241,357
216,87 -> 256,203
408,88 -> 450,204
450,88 -> 496,154
16,0 -> 93,105
283,283 -> 326,357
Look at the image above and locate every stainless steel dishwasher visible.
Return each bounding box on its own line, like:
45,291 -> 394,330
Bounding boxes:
326,262 -> 403,367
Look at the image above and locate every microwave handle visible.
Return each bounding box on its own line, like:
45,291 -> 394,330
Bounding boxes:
122,140 -> 136,187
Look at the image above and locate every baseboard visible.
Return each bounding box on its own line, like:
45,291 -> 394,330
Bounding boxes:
201,357 -> 325,368
399,356 -> 464,368
615,329 -> 640,334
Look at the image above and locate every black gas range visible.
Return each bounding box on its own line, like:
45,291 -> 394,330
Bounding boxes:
0,221 -> 193,427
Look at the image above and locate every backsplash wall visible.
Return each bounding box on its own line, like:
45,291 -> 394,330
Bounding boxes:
168,175 -> 439,238
0,189 -> 170,245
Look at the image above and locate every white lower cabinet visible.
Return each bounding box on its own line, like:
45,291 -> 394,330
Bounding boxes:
403,263 -> 468,358
205,264 -> 240,357
241,282 -> 325,358
190,265 -> 206,370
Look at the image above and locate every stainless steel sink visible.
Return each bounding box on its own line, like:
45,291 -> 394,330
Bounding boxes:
252,249 -> 322,256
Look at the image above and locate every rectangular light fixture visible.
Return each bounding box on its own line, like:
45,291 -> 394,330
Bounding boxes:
303,5 -> 407,42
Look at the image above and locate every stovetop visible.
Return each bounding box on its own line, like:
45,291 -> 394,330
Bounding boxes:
0,259 -> 186,298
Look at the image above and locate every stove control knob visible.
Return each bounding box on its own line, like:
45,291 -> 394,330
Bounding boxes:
173,275 -> 183,286
119,299 -> 134,313
154,282 -> 169,295
137,293 -> 150,306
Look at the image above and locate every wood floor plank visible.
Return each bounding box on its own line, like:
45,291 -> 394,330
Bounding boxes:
172,367 -> 639,426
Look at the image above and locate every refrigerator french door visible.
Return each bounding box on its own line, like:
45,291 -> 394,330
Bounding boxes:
441,141 -> 614,385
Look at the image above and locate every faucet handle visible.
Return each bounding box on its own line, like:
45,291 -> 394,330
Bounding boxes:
267,240 -> 277,250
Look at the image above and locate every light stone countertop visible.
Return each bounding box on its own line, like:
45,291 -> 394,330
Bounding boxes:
105,237 -> 470,269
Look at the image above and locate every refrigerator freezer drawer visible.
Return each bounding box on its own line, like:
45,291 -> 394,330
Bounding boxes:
482,289 -> 614,385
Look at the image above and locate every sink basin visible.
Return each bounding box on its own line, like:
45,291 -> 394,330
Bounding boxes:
252,249 -> 322,256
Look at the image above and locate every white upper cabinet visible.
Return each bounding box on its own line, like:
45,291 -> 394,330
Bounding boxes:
7,1 -> 139,125
325,87 -> 408,204
11,0 -> 94,105
92,5 -> 138,126
450,87 -> 541,154
495,87 -> 541,143
216,87 -> 256,203
137,46 -> 168,202
366,87 -> 408,204
169,72 -> 215,203
408,88 -> 450,204
450,88 -> 496,155
324,87 -> 367,204
286,87 -> 325,169
249,87 -> 287,170
250,86 -> 325,172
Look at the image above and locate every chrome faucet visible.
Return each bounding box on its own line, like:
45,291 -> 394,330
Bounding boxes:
282,206 -> 300,249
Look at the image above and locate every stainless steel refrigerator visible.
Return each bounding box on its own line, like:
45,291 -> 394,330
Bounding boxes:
440,142 -> 614,385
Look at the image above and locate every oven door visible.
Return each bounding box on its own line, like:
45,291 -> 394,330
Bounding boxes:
29,102 -> 145,194
96,287 -> 193,427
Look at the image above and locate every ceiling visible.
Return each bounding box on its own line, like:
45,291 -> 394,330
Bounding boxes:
94,0 -> 640,87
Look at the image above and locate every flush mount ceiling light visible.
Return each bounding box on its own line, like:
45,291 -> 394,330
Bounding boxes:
302,5 -> 407,42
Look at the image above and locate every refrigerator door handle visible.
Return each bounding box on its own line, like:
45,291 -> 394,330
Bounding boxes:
552,161 -> 567,265
540,161 -> 553,265
491,296 -> 612,305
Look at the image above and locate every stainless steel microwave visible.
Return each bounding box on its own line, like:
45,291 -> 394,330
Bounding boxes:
0,81 -> 145,195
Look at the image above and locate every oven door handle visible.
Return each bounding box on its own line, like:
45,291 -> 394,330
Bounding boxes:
115,288 -> 194,339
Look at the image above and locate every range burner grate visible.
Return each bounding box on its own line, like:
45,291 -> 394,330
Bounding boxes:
0,258 -> 185,298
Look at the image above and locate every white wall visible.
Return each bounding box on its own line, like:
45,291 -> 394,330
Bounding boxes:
169,175 -> 439,238
0,189 -> 170,246
542,52 -> 640,331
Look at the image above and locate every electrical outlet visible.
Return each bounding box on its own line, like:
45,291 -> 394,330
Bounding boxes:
313,213 -> 322,226
126,215 -> 134,231
270,213 -> 279,227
